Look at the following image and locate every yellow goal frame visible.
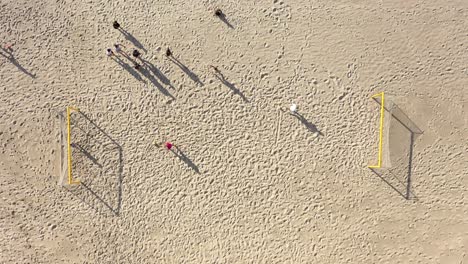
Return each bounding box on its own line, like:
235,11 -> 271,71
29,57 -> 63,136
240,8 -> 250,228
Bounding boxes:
368,92 -> 385,169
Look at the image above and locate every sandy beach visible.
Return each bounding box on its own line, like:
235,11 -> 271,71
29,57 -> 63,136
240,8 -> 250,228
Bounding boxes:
1,0 -> 467,263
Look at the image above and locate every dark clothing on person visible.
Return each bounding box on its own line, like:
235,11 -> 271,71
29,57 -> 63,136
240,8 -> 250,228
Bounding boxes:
132,49 -> 141,58
166,48 -> 172,57
113,21 -> 120,29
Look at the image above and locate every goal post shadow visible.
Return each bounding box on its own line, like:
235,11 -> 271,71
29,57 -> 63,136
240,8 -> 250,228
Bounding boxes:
368,93 -> 423,200
58,108 -> 123,216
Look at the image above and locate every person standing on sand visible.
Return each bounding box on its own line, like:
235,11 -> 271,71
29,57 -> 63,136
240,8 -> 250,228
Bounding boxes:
134,62 -> 141,70
215,9 -> 223,17
165,142 -> 173,150
4,43 -> 13,52
106,48 -> 114,56
114,44 -> 122,53
1,43 -> 14,57
290,103 -> 298,114
132,49 -> 141,59
165,48 -> 172,57
113,21 -> 120,29
209,65 -> 221,74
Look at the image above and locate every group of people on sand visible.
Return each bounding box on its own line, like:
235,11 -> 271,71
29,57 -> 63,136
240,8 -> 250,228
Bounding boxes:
106,7 -> 226,71
106,20 -> 173,71
108,21 -> 178,150
107,9 -> 299,152
107,20 -> 179,150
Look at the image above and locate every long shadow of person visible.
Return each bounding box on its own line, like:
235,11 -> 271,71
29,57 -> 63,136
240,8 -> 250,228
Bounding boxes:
214,71 -> 248,102
138,65 -> 175,100
141,59 -> 174,89
168,56 -> 204,86
111,56 -> 144,82
117,27 -> 147,53
1,48 -> 36,78
171,145 -> 200,174
215,10 -> 234,29
291,112 -> 323,136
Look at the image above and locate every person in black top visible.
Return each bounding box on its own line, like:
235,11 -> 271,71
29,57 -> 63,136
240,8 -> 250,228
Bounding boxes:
132,49 -> 140,58
166,48 -> 172,57
113,21 -> 120,29
106,48 -> 114,56
215,9 -> 223,17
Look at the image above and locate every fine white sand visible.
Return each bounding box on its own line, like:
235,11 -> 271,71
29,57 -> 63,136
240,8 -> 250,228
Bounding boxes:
1,0 -> 467,263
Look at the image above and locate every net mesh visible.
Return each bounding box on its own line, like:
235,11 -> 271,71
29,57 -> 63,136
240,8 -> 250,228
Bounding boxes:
370,93 -> 423,199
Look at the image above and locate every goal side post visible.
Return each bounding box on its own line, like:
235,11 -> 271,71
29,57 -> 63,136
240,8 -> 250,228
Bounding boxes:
66,106 -> 80,185
369,92 -> 385,169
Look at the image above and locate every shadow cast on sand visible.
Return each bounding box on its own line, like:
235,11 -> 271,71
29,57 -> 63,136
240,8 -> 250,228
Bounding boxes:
169,56 -> 203,86
112,56 -> 143,82
1,48 -> 36,78
65,111 -> 124,216
111,55 -> 175,99
71,143 -> 102,168
370,162 -> 419,201
139,66 -> 176,100
368,102 -> 423,200
142,59 -> 174,89
217,13 -> 234,29
369,132 -> 420,201
215,72 -> 248,102
370,167 -> 408,199
118,28 -> 147,53
171,146 -> 200,174
291,112 -> 323,135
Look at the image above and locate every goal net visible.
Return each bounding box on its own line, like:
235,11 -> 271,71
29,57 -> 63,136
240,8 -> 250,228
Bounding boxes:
369,92 -> 423,169
368,92 -> 423,199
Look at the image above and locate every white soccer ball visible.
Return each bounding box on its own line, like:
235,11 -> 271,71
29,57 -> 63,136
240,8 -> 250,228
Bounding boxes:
290,103 -> 297,113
